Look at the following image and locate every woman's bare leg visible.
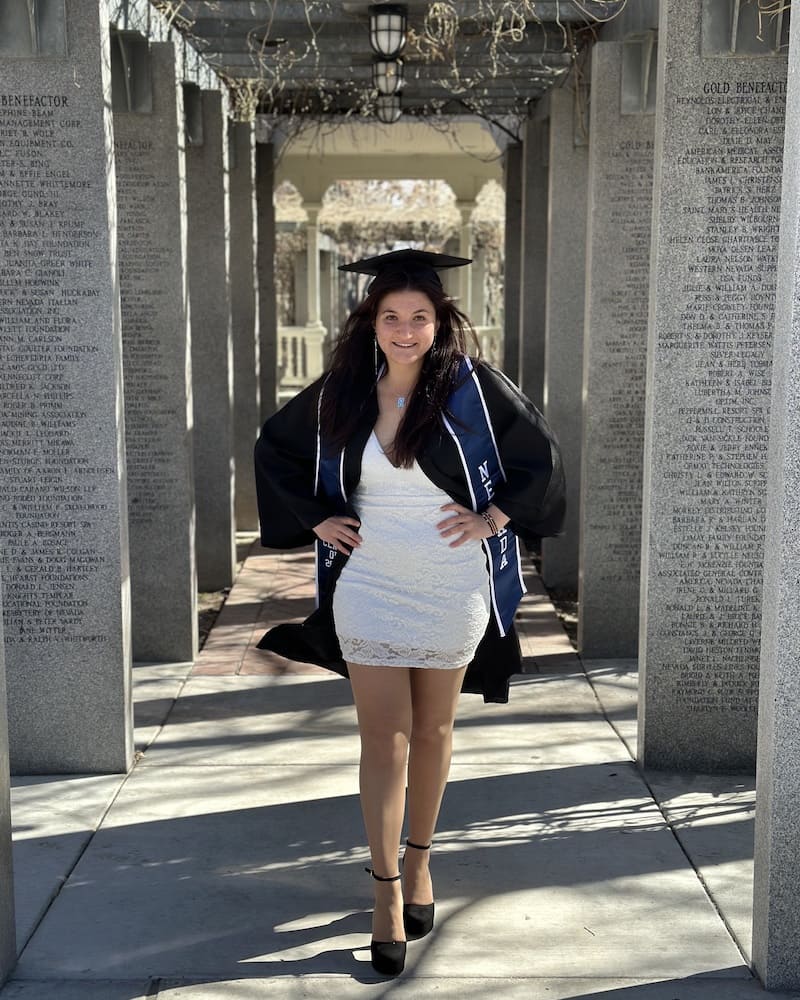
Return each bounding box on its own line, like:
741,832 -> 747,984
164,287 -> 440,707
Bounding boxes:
348,663 -> 412,943
404,666 -> 467,905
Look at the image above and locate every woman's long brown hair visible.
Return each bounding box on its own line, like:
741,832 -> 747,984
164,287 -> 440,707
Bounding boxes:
319,268 -> 481,468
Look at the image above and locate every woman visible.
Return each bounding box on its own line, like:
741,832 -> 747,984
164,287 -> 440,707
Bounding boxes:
254,249 -> 565,977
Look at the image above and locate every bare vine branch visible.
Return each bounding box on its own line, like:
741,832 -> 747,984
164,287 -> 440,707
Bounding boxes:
152,0 -> 631,139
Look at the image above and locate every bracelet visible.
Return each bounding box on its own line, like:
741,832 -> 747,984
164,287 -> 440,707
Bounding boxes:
481,510 -> 498,536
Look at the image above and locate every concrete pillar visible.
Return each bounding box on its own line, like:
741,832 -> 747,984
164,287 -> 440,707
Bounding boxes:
502,144 -> 523,382
115,39 -> 197,663
456,201 -> 474,311
578,42 -> 654,657
0,0 -> 132,773
639,0 -> 787,771
257,143 -> 278,421
752,8 -> 800,990
519,117 -> 549,408
229,121 -> 261,532
0,572 -> 16,984
185,90 -> 235,591
541,82 -> 589,593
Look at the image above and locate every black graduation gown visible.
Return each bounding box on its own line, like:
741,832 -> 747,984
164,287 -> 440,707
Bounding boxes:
253,358 -> 566,703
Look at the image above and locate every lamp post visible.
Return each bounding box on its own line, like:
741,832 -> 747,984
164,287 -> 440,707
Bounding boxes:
369,5 -> 406,122
369,4 -> 407,58
375,93 -> 402,124
372,57 -> 404,95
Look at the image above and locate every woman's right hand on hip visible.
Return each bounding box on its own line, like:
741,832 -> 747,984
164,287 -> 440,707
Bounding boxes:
313,516 -> 363,554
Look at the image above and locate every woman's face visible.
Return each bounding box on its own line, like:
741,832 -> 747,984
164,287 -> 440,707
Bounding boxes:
374,289 -> 438,370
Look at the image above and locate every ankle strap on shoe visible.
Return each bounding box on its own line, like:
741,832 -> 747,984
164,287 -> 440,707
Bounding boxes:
405,839 -> 432,851
365,868 -> 402,881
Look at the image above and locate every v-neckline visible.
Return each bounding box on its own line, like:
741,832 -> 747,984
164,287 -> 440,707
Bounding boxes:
371,428 -> 400,466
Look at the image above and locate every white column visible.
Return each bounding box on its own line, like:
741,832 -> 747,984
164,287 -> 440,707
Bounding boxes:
304,202 -> 322,328
456,201 -> 474,311
470,246 -> 487,326
304,328 -> 328,381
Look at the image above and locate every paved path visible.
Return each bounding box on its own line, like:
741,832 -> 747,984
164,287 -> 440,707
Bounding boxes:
3,542 -> 790,999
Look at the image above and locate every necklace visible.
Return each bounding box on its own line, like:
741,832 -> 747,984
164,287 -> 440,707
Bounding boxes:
380,380 -> 413,409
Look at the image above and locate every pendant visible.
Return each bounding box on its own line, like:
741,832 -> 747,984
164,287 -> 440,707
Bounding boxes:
397,396 -> 405,409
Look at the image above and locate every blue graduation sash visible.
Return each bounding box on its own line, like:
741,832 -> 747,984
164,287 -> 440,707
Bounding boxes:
441,357 -> 525,635
314,358 -> 526,634
314,375 -> 346,603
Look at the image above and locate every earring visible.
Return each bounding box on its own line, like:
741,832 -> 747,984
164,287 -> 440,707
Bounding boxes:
374,333 -> 379,377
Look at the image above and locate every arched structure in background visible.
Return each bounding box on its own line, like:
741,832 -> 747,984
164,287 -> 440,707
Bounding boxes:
272,134 -> 506,401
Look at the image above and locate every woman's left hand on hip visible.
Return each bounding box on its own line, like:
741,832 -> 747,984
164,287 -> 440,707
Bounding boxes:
436,503 -> 492,548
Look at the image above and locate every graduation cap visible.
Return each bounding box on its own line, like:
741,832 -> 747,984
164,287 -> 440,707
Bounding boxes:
338,249 -> 471,287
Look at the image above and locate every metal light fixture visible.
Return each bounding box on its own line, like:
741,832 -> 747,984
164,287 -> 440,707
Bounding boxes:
369,4 -> 407,58
372,57 -> 404,95
375,93 -> 402,124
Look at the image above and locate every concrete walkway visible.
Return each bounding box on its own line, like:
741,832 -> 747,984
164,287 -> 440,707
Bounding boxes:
2,541 -> 792,999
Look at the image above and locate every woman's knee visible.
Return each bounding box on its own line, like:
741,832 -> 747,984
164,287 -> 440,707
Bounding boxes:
410,715 -> 455,751
360,723 -> 410,767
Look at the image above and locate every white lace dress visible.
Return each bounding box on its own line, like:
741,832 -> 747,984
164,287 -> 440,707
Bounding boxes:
333,430 -> 492,669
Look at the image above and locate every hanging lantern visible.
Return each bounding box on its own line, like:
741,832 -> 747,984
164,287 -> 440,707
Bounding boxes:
372,57 -> 404,95
375,93 -> 402,124
369,4 -> 407,58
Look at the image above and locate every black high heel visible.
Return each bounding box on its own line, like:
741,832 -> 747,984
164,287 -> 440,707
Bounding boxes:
402,840 -> 435,939
365,868 -> 406,976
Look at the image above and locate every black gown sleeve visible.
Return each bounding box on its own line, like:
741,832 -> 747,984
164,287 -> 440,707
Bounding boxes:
473,361 -> 566,542
254,377 -> 338,549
